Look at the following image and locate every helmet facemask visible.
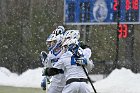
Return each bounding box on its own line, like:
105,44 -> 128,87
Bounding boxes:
46,40 -> 57,51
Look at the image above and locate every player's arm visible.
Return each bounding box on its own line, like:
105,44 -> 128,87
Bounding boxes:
44,59 -> 64,76
82,48 -> 94,71
68,43 -> 94,71
43,67 -> 64,76
39,51 -> 48,66
40,51 -> 52,67
83,48 -> 92,59
85,59 -> 94,72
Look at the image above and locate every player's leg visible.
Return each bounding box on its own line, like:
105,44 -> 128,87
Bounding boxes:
79,82 -> 91,93
48,86 -> 63,93
62,82 -> 80,93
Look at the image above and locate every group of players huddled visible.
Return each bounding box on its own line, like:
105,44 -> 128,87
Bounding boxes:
40,26 -> 94,93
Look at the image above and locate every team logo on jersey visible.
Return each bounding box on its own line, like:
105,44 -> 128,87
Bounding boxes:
93,0 -> 108,22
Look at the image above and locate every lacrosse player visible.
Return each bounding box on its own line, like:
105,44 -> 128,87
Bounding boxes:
40,26 -> 66,93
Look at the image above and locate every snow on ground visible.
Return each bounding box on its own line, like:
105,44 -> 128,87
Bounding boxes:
93,68 -> 140,93
0,67 -> 140,93
0,67 -> 43,88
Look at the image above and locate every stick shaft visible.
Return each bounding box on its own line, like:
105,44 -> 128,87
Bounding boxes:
82,66 -> 97,93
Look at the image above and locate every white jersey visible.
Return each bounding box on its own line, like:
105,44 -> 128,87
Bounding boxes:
47,50 -> 63,67
53,51 -> 91,93
54,51 -> 87,81
46,49 -> 66,93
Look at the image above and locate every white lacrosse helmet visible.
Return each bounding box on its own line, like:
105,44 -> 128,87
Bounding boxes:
62,38 -> 79,47
52,26 -> 65,35
64,30 -> 80,40
46,33 -> 63,51
57,26 -> 65,33
46,34 -> 57,42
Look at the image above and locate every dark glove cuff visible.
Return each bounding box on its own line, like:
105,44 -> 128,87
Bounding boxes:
44,68 -> 64,76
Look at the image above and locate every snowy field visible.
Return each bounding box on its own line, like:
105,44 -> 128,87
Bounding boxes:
0,67 -> 140,93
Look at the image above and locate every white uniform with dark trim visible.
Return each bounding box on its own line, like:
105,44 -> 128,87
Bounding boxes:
46,50 -> 66,93
53,51 -> 91,93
